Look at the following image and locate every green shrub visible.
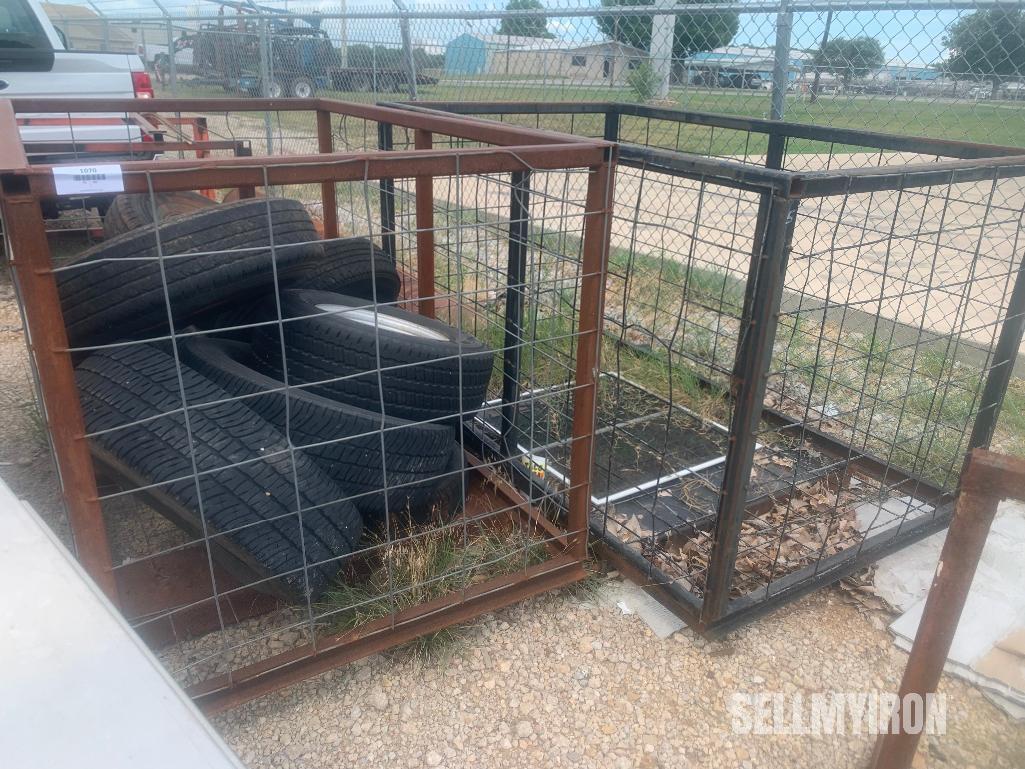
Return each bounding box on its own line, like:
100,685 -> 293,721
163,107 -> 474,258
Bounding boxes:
627,62 -> 660,102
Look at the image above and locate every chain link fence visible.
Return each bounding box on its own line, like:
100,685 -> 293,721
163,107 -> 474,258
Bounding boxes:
40,0 -> 1025,147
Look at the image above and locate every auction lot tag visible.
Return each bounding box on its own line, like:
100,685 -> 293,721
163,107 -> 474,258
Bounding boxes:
52,164 -> 125,196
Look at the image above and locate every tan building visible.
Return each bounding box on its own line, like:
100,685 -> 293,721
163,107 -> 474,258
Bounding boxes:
495,41 -> 648,85
445,34 -> 647,86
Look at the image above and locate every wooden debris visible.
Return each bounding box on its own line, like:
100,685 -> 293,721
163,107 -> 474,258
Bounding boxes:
648,477 -> 866,597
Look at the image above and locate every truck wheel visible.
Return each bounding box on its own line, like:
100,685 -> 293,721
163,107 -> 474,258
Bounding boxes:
180,336 -> 456,521
76,343 -> 362,600
104,191 -> 217,238
291,77 -> 315,98
58,199 -> 321,348
268,78 -> 285,98
251,289 -> 494,425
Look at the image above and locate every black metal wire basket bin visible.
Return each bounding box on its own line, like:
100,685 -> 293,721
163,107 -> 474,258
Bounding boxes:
390,101 -> 1025,635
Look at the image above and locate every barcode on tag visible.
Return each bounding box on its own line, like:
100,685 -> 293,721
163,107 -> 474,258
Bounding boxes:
53,164 -> 124,196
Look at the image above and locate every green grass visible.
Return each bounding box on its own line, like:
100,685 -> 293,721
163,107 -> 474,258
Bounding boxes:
155,77 -> 1024,152
996,377 -> 1025,457
317,524 -> 548,663
768,312 -> 1025,486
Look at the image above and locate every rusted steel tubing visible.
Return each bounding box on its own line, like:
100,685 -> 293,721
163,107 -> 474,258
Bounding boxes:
567,152 -> 616,560
369,101 -> 600,146
414,129 -> 436,318
22,140 -> 245,155
11,144 -> 608,199
7,97 -> 602,151
330,101 -> 576,146
315,109 -> 339,240
191,555 -> 587,713
0,192 -> 118,604
0,101 -> 28,170
870,449 -> 1025,769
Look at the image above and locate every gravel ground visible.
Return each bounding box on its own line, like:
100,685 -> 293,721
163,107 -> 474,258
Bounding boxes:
211,582 -> 1025,769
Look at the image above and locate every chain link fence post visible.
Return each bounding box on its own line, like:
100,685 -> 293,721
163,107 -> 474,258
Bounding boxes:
339,0 -> 349,68
652,1 -> 676,101
165,18 -> 176,94
771,0 -> 793,120
393,0 -> 419,101
259,17 -> 274,154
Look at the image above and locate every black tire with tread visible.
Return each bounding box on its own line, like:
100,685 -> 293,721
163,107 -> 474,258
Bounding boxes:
76,344 -> 362,599
281,237 -> 400,302
58,198 -> 322,348
103,191 -> 217,238
180,335 -> 457,521
192,236 -> 401,342
250,290 -> 494,424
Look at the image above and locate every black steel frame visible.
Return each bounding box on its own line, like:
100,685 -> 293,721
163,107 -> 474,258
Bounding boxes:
385,100 -> 1025,635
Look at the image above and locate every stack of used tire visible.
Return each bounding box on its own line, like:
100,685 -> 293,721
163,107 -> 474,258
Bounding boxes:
60,192 -> 494,600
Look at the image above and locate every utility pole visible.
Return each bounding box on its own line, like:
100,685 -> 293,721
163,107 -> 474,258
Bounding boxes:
650,0 -> 675,100
770,0 -> 792,120
810,10 -> 832,104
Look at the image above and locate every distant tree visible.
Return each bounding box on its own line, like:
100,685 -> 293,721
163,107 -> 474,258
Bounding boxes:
497,0 -> 553,39
595,0 -> 738,60
944,9 -> 1025,88
813,36 -> 885,85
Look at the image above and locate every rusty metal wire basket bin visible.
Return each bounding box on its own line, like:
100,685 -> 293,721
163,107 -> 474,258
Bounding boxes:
0,98 -> 615,709
390,101 -> 1025,636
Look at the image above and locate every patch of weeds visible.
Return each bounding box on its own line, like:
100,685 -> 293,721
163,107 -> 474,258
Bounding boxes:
607,341 -> 731,423
317,523 -> 549,664
565,563 -> 608,603
607,244 -> 745,315
626,62 -> 661,102
994,376 -> 1025,458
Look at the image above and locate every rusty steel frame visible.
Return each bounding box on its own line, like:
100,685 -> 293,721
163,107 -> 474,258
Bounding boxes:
0,97 -> 615,707
870,449 -> 1025,769
22,139 -> 248,156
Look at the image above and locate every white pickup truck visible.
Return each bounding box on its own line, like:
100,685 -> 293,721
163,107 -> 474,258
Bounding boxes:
2,0 -> 153,151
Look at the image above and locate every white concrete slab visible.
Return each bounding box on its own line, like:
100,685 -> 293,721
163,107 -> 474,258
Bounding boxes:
875,500 -> 1025,719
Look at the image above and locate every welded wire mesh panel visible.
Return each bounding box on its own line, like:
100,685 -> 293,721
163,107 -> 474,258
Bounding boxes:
1,99 -> 609,698
413,100 -> 1025,630
711,169 -> 1025,605
386,154 -> 604,496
